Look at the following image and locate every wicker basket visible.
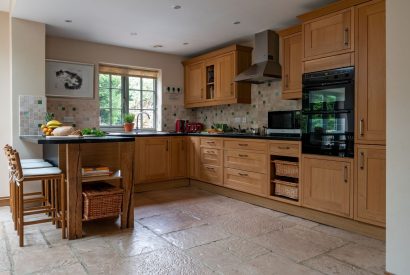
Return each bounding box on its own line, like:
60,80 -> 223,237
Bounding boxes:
274,179 -> 299,200
274,160 -> 299,178
82,183 -> 123,221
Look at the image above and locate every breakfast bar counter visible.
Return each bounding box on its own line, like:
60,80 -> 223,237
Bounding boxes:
21,135 -> 135,240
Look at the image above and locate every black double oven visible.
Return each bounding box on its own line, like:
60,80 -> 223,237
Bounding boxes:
301,67 -> 355,158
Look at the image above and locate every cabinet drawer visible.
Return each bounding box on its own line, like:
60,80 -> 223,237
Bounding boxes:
224,150 -> 267,174
200,164 -> 223,186
200,138 -> 223,148
200,147 -> 222,166
269,142 -> 300,157
224,139 -> 267,151
224,168 -> 267,196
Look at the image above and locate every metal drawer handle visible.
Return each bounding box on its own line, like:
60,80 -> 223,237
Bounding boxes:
278,146 -> 290,150
238,154 -> 248,158
238,144 -> 248,147
206,167 -> 215,171
239,173 -> 248,177
359,119 -> 364,136
360,152 -> 365,170
207,141 -> 215,144
344,166 -> 348,183
206,150 -> 216,154
344,27 -> 349,46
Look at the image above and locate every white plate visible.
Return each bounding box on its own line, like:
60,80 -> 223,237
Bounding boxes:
83,134 -> 97,137
45,135 -> 83,139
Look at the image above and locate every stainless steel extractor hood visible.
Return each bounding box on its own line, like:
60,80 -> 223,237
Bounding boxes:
235,30 -> 281,84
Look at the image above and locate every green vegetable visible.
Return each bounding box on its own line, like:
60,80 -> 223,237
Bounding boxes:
81,128 -> 106,137
123,113 -> 135,123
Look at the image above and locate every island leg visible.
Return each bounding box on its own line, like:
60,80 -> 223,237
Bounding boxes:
66,144 -> 82,239
120,141 -> 134,229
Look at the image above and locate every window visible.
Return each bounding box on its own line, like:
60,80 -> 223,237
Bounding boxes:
98,65 -> 158,129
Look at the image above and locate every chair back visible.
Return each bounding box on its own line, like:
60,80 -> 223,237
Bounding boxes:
9,150 -> 24,183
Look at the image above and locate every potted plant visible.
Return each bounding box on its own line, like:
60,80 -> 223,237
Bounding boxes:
123,113 -> 135,132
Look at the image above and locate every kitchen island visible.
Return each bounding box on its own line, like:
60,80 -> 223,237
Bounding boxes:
21,135 -> 135,240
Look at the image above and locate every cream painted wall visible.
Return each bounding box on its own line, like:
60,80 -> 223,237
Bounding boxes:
386,0 -> 410,274
0,11 -> 12,198
12,18 -> 45,158
45,36 -> 185,130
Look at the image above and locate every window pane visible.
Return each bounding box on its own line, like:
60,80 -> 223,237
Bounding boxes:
129,109 -> 141,128
100,109 -> 110,126
112,109 -> 122,125
142,78 -> 154,90
99,88 -> 110,108
142,91 -> 154,109
111,75 -> 122,89
99,74 -> 110,88
112,89 -> 122,109
129,90 -> 141,109
142,110 -> 154,129
129,77 -> 141,90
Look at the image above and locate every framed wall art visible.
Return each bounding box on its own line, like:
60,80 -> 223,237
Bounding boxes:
46,59 -> 94,98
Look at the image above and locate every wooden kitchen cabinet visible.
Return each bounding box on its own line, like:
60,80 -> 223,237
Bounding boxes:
303,8 -> 353,60
302,155 -> 353,218
184,62 -> 204,104
135,137 -> 170,183
279,25 -> 302,99
183,45 -> 252,108
355,145 -> 386,227
188,136 -> 201,180
170,137 -> 188,179
356,0 -> 386,145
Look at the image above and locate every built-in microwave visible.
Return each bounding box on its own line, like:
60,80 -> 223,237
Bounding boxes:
267,110 -> 301,137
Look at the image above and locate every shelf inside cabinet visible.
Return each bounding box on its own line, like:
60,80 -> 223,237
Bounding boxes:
82,170 -> 122,183
270,155 -> 300,202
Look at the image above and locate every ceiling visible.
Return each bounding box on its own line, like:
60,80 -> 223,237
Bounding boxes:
12,0 -> 335,57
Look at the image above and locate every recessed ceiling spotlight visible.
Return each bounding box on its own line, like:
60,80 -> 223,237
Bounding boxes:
153,45 -> 163,48
233,21 -> 241,25
183,42 -> 189,45
130,32 -> 138,36
173,5 -> 182,9
65,19 -> 72,23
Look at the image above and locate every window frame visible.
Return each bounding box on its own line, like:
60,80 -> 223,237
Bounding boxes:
98,73 -> 157,130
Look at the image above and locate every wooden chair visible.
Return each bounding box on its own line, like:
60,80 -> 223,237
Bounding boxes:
9,149 -> 66,247
3,145 -> 52,227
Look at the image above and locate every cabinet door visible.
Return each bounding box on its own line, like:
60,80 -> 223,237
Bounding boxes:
170,137 -> 187,179
304,8 -> 353,59
302,156 -> 352,217
355,145 -> 386,227
185,62 -> 204,104
216,53 -> 236,100
136,138 -> 170,183
356,0 -> 386,144
188,137 -> 201,180
282,32 -> 302,99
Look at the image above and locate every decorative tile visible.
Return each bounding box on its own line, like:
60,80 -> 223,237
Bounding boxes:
19,95 -> 47,136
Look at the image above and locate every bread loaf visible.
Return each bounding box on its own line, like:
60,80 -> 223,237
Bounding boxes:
52,126 -> 74,136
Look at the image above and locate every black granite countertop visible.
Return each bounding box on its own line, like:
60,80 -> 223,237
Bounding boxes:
106,131 -> 301,141
20,135 -> 135,144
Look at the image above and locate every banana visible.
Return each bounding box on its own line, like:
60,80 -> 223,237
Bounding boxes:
46,120 -> 62,127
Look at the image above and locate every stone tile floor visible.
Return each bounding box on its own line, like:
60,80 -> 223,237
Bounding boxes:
0,187 -> 385,274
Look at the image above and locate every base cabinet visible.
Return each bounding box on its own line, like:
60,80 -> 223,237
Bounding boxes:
188,137 -> 201,180
355,145 -> 386,227
171,137 -> 188,179
302,155 -> 353,218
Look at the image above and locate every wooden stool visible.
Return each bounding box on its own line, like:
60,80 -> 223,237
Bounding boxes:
9,149 -> 66,247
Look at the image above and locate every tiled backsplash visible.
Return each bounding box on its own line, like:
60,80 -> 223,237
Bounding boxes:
19,95 -> 47,136
193,82 -> 301,130
46,82 -> 300,132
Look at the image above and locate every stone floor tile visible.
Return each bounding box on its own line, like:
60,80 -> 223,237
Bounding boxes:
252,225 -> 346,262
213,236 -> 270,261
303,254 -> 374,275
32,262 -> 88,275
162,224 -> 231,249
138,210 -> 206,235
279,215 -> 319,228
247,252 -> 323,275
0,239 -> 11,272
313,224 -> 386,252
13,245 -> 78,274
86,247 -> 214,275
328,243 -> 386,274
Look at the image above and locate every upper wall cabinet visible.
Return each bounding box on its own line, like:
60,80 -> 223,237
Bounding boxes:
278,25 -> 302,99
183,45 -> 252,108
303,8 -> 354,60
355,0 -> 386,145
